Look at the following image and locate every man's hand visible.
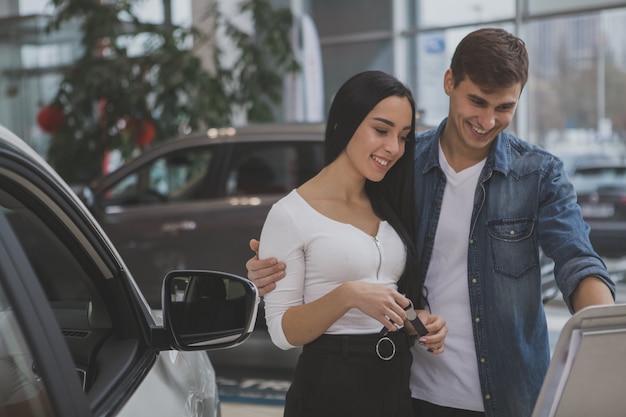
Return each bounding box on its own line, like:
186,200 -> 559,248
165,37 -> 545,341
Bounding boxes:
246,239 -> 285,297
414,310 -> 447,354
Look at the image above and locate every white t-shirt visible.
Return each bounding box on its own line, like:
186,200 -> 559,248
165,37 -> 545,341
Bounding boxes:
259,189 -> 407,350
410,145 -> 486,411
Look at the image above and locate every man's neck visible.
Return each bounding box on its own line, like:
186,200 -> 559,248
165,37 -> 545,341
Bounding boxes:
439,134 -> 488,173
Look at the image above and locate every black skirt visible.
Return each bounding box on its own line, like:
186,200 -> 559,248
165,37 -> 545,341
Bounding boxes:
283,330 -> 414,417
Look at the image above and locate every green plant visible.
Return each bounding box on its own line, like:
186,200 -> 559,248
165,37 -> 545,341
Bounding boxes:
44,0 -> 299,183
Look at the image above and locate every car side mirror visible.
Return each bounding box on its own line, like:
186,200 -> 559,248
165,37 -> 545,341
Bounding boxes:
161,270 -> 259,351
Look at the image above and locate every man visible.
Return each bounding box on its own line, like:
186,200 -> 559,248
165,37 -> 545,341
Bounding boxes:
246,28 -> 615,417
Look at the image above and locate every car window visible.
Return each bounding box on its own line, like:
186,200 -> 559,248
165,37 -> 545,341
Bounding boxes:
0,192 -> 93,303
226,141 -> 323,196
572,166 -> 626,193
0,287 -> 54,416
102,147 -> 214,206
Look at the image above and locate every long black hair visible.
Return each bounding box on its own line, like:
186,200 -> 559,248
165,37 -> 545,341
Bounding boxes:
324,70 -> 426,309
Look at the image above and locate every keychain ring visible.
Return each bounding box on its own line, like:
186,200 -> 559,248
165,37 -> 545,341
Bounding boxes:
375,336 -> 396,360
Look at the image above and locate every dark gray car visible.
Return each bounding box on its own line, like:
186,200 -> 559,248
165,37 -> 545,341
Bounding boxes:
571,163 -> 626,259
84,123 -> 325,313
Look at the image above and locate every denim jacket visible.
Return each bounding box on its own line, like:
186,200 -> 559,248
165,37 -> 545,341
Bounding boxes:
414,119 -> 615,417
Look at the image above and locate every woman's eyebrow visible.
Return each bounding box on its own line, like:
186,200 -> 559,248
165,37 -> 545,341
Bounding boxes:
372,117 -> 411,131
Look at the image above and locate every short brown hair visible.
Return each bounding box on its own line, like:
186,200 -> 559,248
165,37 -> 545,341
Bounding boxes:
450,28 -> 528,93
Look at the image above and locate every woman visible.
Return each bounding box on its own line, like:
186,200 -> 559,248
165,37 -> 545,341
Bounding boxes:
259,71 -> 446,417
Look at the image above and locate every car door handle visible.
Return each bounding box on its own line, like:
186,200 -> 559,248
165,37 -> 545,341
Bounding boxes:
161,221 -> 197,233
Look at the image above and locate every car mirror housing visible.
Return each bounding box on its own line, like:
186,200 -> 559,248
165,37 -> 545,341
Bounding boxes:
159,270 -> 259,351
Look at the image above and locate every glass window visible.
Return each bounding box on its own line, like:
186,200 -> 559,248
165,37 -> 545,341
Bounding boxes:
226,142 -> 323,196
528,0 -> 626,16
0,192 -> 91,303
0,287 -> 53,416
525,10 -> 626,162
418,0 -> 515,27
102,147 -> 215,206
18,0 -> 53,15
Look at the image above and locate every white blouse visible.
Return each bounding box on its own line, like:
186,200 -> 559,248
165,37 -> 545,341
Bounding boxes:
259,189 -> 407,350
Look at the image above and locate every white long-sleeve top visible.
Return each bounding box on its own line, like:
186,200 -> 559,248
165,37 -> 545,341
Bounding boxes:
259,189 -> 407,350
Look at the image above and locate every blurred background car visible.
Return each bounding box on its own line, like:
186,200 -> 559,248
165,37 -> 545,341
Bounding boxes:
571,163 -> 626,259
0,123 -> 258,417
556,151 -> 620,176
79,123 -> 325,313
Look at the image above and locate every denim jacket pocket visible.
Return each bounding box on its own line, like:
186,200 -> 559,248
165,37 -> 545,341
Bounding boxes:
488,218 -> 537,279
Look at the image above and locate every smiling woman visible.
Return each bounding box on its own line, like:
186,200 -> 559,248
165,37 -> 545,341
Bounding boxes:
258,71 -> 448,417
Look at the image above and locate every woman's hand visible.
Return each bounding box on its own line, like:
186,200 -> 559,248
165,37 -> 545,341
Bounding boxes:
344,281 -> 412,332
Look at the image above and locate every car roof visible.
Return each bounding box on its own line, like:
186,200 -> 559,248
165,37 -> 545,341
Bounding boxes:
90,123 -> 325,187
170,122 -> 325,144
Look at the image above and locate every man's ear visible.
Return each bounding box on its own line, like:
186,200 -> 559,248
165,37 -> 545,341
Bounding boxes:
443,69 -> 454,95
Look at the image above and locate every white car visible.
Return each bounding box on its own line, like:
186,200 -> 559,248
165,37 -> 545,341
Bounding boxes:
532,303 -> 626,417
0,123 -> 258,417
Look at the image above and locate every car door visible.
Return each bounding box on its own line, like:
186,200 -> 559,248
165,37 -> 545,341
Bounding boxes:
0,147 -> 160,416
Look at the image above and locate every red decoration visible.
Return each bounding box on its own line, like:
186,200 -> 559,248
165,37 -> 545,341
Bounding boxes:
37,105 -> 64,133
132,119 -> 156,149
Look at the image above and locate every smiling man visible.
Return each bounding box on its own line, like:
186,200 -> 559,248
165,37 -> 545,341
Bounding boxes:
409,28 -> 615,417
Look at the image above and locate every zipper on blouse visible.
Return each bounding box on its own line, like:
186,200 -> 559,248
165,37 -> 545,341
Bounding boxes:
373,236 -> 382,280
